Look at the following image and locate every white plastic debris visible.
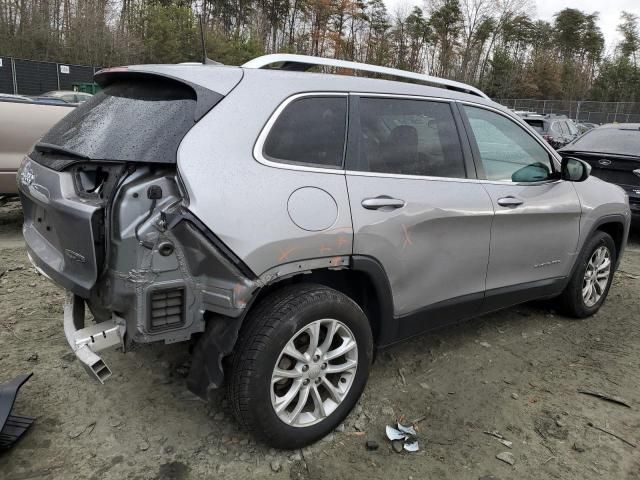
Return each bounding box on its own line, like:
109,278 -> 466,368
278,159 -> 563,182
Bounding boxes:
397,423 -> 417,436
385,425 -> 405,441
404,440 -> 419,452
385,423 -> 419,452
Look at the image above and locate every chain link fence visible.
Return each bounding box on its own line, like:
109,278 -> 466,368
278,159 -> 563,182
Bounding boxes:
495,99 -> 640,124
0,56 -> 101,96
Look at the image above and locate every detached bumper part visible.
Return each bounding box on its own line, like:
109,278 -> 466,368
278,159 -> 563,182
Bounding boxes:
64,294 -> 125,383
0,373 -> 34,451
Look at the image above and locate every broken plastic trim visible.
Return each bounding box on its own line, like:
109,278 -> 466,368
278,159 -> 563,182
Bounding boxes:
170,208 -> 257,280
63,294 -> 126,383
0,373 -> 34,451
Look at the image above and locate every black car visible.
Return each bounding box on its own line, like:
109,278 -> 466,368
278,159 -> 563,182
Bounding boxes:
559,123 -> 640,221
521,115 -> 580,149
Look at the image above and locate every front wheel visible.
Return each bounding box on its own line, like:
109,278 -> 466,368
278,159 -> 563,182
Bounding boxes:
228,284 -> 373,449
557,231 -> 616,318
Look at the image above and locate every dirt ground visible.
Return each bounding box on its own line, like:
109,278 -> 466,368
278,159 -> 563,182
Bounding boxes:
1,196 -> 639,480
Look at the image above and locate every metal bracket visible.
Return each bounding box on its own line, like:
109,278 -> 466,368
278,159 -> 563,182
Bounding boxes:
63,295 -> 126,384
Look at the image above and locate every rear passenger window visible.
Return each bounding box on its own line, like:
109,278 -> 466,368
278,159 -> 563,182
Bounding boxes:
349,98 -> 466,178
263,96 -> 347,167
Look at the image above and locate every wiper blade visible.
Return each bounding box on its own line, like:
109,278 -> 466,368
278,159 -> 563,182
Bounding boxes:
34,142 -> 90,160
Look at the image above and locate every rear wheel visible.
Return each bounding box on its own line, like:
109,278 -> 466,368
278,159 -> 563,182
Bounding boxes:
228,284 -> 373,449
557,231 -> 616,318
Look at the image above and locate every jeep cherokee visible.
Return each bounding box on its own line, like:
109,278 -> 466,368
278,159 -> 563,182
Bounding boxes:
17,54 -> 631,449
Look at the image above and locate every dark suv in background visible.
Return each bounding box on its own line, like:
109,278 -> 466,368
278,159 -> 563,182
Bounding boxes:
560,123 -> 640,222
520,114 -> 580,149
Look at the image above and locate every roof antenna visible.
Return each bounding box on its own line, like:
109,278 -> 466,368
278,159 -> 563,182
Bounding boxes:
198,14 -> 222,65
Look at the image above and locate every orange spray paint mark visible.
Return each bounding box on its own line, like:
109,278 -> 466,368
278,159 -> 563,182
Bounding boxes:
320,245 -> 332,254
336,236 -> 349,248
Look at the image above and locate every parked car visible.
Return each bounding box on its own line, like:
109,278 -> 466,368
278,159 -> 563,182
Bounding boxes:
0,93 -> 32,102
560,123 -> 640,222
31,96 -> 72,105
0,98 -> 74,194
520,114 -> 580,149
41,90 -> 93,104
18,55 -> 630,449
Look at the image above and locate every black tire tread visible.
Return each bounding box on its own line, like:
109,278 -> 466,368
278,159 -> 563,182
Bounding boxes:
227,283 -> 358,442
557,231 -> 616,318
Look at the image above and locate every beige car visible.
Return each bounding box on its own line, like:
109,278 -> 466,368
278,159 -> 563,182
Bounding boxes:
0,97 -> 74,194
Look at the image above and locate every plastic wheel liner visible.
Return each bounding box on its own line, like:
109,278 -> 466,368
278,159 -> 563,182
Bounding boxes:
0,373 -> 34,451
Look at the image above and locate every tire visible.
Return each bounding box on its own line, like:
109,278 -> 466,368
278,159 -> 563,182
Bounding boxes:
227,284 -> 373,449
557,231 -> 616,318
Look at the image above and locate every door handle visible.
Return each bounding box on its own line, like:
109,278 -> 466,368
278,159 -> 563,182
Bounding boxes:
497,196 -> 524,207
361,196 -> 406,210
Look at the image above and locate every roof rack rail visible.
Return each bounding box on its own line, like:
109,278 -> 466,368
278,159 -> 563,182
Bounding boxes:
241,54 -> 490,100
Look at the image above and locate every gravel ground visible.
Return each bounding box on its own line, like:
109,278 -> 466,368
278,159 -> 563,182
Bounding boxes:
1,197 -> 639,480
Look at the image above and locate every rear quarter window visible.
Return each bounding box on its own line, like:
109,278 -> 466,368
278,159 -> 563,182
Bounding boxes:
262,96 -> 347,168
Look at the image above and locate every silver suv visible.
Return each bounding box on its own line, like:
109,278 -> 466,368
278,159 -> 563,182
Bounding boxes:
17,55 -> 631,449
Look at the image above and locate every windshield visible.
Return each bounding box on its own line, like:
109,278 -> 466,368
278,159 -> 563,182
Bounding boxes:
35,77 -> 197,163
565,126 -> 640,156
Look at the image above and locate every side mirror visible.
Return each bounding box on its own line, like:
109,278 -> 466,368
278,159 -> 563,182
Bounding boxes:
511,163 -> 551,182
561,157 -> 591,182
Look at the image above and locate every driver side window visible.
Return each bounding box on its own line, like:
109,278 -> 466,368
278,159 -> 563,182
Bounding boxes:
464,106 -> 554,182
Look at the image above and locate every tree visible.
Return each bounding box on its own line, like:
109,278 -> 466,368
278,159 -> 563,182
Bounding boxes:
0,0 -> 638,104
428,0 -> 463,77
618,11 -> 639,65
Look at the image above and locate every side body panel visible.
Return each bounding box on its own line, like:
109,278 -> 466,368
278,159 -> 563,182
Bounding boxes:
177,74 -> 354,277
458,101 -> 583,293
481,181 -> 582,290
346,174 -> 494,317
572,176 -> 631,265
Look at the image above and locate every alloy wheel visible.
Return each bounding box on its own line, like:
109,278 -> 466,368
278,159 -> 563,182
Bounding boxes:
270,318 -> 358,427
582,245 -> 611,308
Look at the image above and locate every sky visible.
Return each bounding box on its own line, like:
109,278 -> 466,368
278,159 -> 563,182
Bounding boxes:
383,0 -> 640,52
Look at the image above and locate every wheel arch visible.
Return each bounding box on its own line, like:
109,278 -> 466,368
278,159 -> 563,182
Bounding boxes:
249,256 -> 395,347
187,256 -> 395,397
569,214 -> 628,282
595,220 -> 626,261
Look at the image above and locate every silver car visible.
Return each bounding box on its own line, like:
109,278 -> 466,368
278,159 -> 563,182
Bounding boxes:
17,55 -> 631,449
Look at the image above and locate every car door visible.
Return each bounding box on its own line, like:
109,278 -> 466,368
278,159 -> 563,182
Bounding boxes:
345,95 -> 494,341
460,104 -> 581,307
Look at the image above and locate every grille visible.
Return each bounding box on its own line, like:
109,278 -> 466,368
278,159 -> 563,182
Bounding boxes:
149,288 -> 185,331
590,168 -> 639,187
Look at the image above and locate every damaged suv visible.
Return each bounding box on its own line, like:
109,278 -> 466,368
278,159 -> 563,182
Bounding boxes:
18,55 -> 630,449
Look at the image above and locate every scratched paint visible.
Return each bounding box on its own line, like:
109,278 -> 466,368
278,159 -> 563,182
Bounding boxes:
401,224 -> 413,249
